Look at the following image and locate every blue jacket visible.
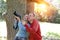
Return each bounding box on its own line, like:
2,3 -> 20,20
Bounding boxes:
13,20 -> 29,38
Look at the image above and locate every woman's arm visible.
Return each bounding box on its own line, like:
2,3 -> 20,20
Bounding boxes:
13,19 -> 18,30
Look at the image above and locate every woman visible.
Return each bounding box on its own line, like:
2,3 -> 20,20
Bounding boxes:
13,11 -> 29,40
24,13 -> 42,40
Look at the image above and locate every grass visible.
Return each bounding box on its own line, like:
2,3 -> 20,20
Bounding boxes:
0,37 -> 7,40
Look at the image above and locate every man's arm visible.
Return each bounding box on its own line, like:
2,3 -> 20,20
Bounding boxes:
25,20 -> 38,33
32,20 -> 38,32
25,21 -> 41,39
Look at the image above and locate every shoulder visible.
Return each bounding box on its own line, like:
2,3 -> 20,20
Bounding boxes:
33,19 -> 38,23
18,21 -> 22,25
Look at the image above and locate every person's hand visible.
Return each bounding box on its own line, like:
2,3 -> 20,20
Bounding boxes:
22,20 -> 27,25
23,14 -> 28,21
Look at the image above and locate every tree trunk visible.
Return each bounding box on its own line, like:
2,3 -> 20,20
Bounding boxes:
4,0 -> 27,40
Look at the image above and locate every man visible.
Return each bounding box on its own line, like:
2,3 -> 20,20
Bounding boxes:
25,12 -> 42,40
13,11 -> 29,40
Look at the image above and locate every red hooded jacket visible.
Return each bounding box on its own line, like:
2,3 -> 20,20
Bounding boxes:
25,19 -> 42,40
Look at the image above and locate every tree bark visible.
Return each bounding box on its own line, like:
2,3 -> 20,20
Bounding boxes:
4,0 -> 27,40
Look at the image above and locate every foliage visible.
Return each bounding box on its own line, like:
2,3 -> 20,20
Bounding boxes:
52,13 -> 60,24
0,0 -> 7,21
46,32 -> 60,39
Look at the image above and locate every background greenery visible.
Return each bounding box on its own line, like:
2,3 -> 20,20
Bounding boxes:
0,0 -> 60,23
0,0 -> 7,21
